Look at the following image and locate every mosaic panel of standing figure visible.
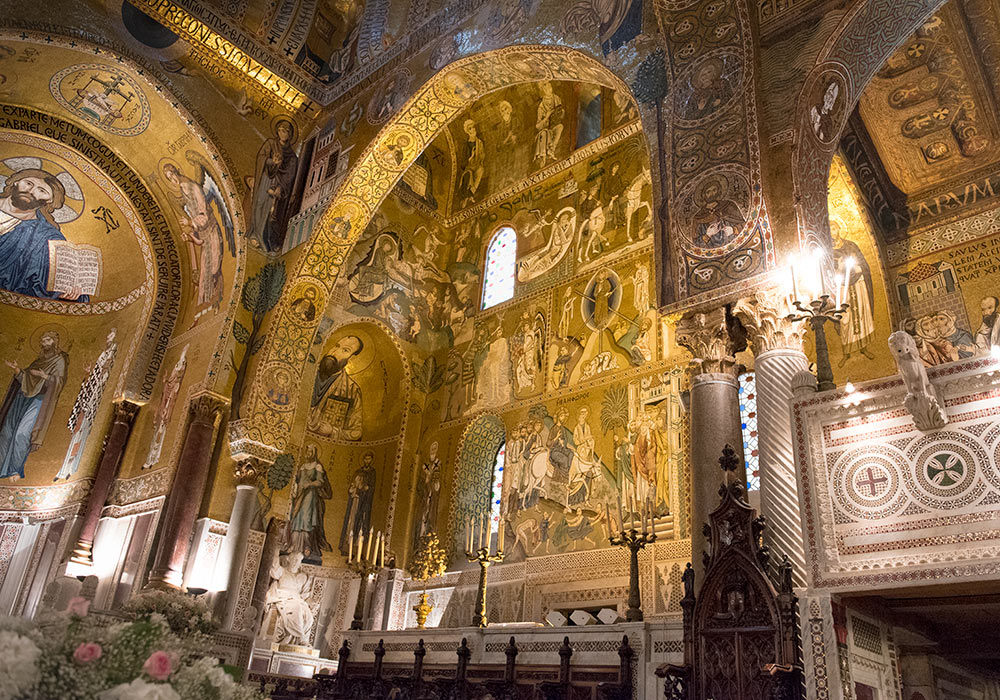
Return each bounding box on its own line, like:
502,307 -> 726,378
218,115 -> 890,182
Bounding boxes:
280,439 -> 399,567
821,155 -> 893,381
440,82 -> 643,217
304,322 -> 405,443
248,117 -> 301,254
549,259 -> 655,390
0,315 -> 136,486
157,152 -> 237,325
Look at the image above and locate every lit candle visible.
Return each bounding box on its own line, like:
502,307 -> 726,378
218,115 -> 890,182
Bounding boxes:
842,258 -> 854,306
356,531 -> 365,563
348,529 -> 354,562
366,527 -> 374,563
789,262 -> 799,304
834,273 -> 843,309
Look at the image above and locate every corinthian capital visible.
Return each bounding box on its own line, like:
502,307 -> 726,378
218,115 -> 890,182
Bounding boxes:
188,392 -> 228,425
234,458 -> 262,487
732,292 -> 806,355
675,307 -> 736,376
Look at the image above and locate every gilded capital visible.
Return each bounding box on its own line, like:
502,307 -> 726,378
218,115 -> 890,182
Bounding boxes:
732,292 -> 806,355
234,458 -> 262,487
675,307 -> 736,376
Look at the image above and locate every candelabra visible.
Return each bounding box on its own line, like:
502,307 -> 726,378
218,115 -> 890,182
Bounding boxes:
786,249 -> 852,392
465,511 -> 504,628
346,527 -> 386,631
608,497 -> 656,622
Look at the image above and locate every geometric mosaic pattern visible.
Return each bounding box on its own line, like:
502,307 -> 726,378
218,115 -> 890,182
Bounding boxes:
794,358 -> 1000,588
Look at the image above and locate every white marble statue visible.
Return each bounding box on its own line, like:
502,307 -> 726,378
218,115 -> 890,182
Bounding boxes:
264,551 -> 315,646
888,330 -> 948,431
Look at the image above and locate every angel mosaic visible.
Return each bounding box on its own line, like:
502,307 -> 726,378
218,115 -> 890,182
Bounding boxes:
161,152 -> 236,320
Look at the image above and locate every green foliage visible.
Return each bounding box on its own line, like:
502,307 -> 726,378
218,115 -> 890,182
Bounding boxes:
240,261 -> 287,317
632,49 -> 669,105
231,321 -> 250,346
411,356 -> 445,394
267,453 -> 295,491
601,384 -> 629,434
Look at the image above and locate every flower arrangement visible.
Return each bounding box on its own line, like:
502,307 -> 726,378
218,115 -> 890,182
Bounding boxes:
120,590 -> 217,636
0,594 -> 261,700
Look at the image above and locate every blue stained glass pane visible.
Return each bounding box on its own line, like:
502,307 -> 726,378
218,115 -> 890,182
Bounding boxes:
489,443 -> 506,532
738,371 -> 760,491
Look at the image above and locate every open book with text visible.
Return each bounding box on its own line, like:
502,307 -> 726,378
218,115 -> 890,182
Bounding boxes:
47,240 -> 103,297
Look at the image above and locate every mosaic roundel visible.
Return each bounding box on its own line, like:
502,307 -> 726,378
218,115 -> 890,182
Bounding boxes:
833,446 -> 907,520
906,432 -> 985,510
49,64 -> 151,136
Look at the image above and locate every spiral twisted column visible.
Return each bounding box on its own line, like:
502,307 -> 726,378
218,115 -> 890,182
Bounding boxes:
675,307 -> 744,588
733,292 -> 809,587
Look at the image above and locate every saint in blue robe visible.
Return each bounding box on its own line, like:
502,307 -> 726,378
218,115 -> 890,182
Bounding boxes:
0,212 -> 89,302
0,347 -> 68,479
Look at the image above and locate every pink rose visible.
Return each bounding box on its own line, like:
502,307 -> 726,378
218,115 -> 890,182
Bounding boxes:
67,597 -> 90,617
143,650 -> 173,681
74,642 -> 102,663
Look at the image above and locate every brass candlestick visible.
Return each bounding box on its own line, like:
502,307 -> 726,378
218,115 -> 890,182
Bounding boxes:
346,527 -> 386,631
786,295 -> 848,392
409,532 -> 448,629
464,511 -> 504,628
609,498 -> 656,622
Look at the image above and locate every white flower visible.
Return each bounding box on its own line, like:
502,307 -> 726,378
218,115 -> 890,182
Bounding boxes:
99,678 -> 181,700
0,629 -> 41,700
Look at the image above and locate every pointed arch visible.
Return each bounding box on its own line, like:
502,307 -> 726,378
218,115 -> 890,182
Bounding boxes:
233,45 -> 653,455
792,0 -> 947,254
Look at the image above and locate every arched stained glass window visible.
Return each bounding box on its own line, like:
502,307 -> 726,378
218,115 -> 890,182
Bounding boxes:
490,442 -> 505,533
482,227 -> 517,309
738,371 -> 760,491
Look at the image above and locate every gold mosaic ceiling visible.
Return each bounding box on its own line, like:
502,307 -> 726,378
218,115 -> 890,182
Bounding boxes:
857,0 -> 1000,197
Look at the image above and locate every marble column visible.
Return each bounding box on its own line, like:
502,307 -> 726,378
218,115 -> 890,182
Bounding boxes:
732,292 -> 810,588
675,307 -> 743,587
221,459 -> 262,629
69,400 -> 141,567
146,392 -> 227,590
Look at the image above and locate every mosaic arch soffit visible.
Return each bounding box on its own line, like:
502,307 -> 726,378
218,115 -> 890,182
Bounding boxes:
0,29 -> 248,401
232,44 -> 647,455
792,0 -> 946,253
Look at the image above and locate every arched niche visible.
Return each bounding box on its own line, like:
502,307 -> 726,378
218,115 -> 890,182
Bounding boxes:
447,414 -> 505,565
0,31 -> 246,501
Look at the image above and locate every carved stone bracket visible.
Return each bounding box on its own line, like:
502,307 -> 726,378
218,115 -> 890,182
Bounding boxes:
675,307 -> 737,376
732,291 -> 807,355
228,418 -> 283,463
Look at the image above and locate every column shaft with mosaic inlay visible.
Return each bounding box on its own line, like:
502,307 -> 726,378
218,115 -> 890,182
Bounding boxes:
733,292 -> 809,587
69,399 -> 141,568
675,307 -> 744,588
146,392 -> 227,590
